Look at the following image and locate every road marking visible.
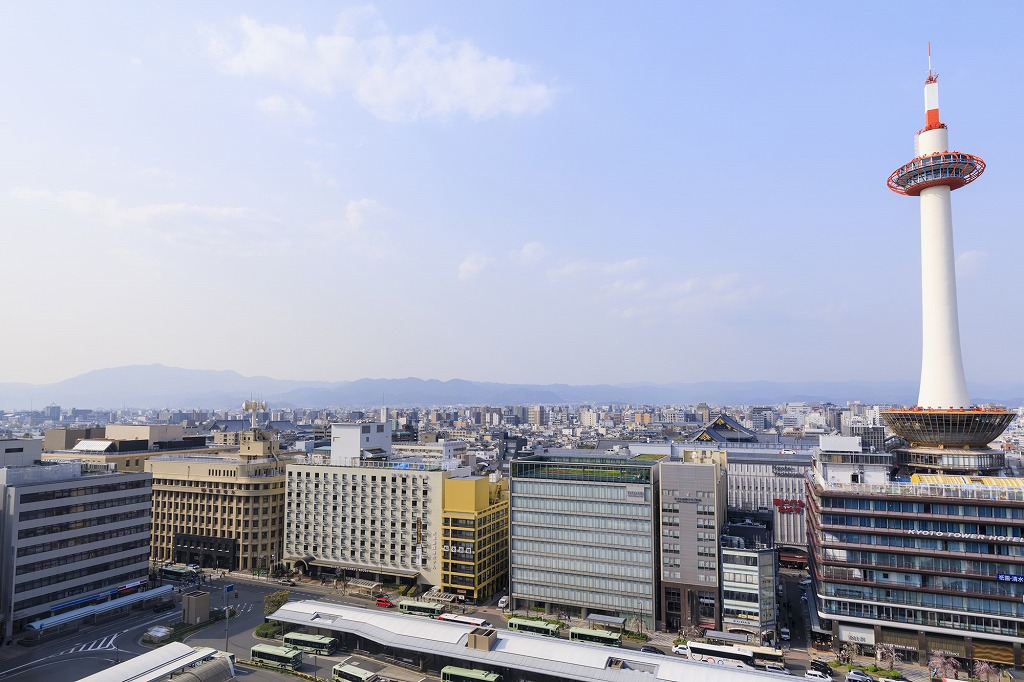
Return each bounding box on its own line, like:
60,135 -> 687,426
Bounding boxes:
56,633 -> 119,656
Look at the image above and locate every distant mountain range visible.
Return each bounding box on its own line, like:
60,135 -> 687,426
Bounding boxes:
1,364 -> 1022,410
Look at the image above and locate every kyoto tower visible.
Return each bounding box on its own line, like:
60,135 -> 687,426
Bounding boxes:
881,49 -> 1014,466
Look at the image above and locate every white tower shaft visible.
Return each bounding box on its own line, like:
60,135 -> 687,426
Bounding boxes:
913,85 -> 970,409
917,184 -> 969,408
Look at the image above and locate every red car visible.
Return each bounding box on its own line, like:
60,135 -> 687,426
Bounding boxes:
376,597 -> 395,608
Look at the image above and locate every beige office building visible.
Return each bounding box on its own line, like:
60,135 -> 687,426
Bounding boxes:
658,450 -> 728,632
146,430 -> 289,572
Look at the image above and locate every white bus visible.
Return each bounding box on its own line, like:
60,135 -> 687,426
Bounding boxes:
438,613 -> 492,627
676,641 -> 755,669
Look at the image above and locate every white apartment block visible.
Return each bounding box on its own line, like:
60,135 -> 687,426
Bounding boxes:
284,423 -> 473,589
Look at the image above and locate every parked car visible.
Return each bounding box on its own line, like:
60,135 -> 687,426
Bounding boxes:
805,671 -> 833,682
765,664 -> 791,675
277,578 -> 295,586
780,627 -> 791,641
152,600 -> 177,613
375,597 -> 395,608
846,671 -> 875,682
639,646 -> 664,655
809,660 -> 833,675
799,577 -> 813,586
671,643 -> 689,656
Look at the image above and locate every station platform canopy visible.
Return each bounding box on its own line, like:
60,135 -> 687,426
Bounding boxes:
586,614 -> 626,629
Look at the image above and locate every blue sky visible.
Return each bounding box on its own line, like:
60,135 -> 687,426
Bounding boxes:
2,2 -> 1022,388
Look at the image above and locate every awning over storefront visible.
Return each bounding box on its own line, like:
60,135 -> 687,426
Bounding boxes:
586,614 -> 626,630
704,629 -> 751,643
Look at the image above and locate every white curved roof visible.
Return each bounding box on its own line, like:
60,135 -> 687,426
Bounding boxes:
270,599 -> 782,682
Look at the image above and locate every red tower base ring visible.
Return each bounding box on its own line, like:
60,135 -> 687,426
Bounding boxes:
888,151 -> 985,196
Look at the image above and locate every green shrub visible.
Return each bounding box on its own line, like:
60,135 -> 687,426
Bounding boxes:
254,623 -> 281,638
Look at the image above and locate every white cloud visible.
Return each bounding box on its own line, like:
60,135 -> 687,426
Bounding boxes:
345,198 -> 383,232
9,186 -> 53,201
11,187 -> 278,252
604,279 -> 649,294
209,11 -> 555,122
458,254 -> 493,280
956,250 -> 987,278
548,257 -> 646,279
257,94 -> 314,124
512,241 -> 547,263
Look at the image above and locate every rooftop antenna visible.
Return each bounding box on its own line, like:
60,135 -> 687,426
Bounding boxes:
242,399 -> 266,430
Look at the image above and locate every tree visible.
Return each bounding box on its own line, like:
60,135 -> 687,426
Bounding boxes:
679,624 -> 703,642
928,653 -> 946,678
264,589 -> 290,617
876,643 -> 901,671
928,653 -> 962,680
973,661 -> 997,682
839,642 -> 859,665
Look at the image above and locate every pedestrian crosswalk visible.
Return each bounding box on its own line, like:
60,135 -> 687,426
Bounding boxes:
58,634 -> 119,655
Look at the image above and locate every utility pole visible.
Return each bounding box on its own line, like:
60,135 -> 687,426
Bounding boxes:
223,583 -> 234,654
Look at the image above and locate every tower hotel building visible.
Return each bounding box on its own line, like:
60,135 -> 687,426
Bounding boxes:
806,54 -> 1022,667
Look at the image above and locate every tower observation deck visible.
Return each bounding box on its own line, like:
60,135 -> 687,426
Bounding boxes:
880,51 -> 1014,466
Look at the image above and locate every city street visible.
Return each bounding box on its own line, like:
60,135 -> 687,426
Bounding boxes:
0,569 -> 936,682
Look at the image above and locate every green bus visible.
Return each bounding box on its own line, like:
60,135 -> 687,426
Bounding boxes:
332,663 -> 380,682
160,564 -> 196,581
398,600 -> 446,618
568,627 -> 622,647
441,666 -> 503,682
250,643 -> 303,670
282,632 -> 339,655
507,618 -> 560,637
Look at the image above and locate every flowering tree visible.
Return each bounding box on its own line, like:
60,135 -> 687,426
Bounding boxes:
928,653 -> 962,680
679,624 -> 704,642
839,642 -> 859,665
973,660 -> 998,682
875,643 -> 901,671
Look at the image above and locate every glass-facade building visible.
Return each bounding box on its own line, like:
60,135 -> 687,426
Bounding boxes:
509,452 -> 658,629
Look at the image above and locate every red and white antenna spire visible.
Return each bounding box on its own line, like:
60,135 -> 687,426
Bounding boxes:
923,42 -> 943,130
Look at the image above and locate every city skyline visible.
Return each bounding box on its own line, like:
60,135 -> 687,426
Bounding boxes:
3,3 -> 1023,387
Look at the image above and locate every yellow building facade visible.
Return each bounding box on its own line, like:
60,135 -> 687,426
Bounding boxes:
441,477 -> 509,602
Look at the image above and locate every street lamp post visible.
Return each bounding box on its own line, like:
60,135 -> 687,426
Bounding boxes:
268,555 -> 274,581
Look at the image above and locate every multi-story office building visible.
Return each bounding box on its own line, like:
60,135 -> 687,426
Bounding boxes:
720,521 -> 778,644
509,450 -> 658,629
657,453 -> 727,632
284,423 -> 482,592
0,439 -> 152,639
440,476 -> 509,602
631,438 -> 813,565
807,435 -> 1024,666
723,446 -> 812,564
147,429 -> 288,571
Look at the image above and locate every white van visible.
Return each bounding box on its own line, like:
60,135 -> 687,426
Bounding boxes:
497,596 -> 509,609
